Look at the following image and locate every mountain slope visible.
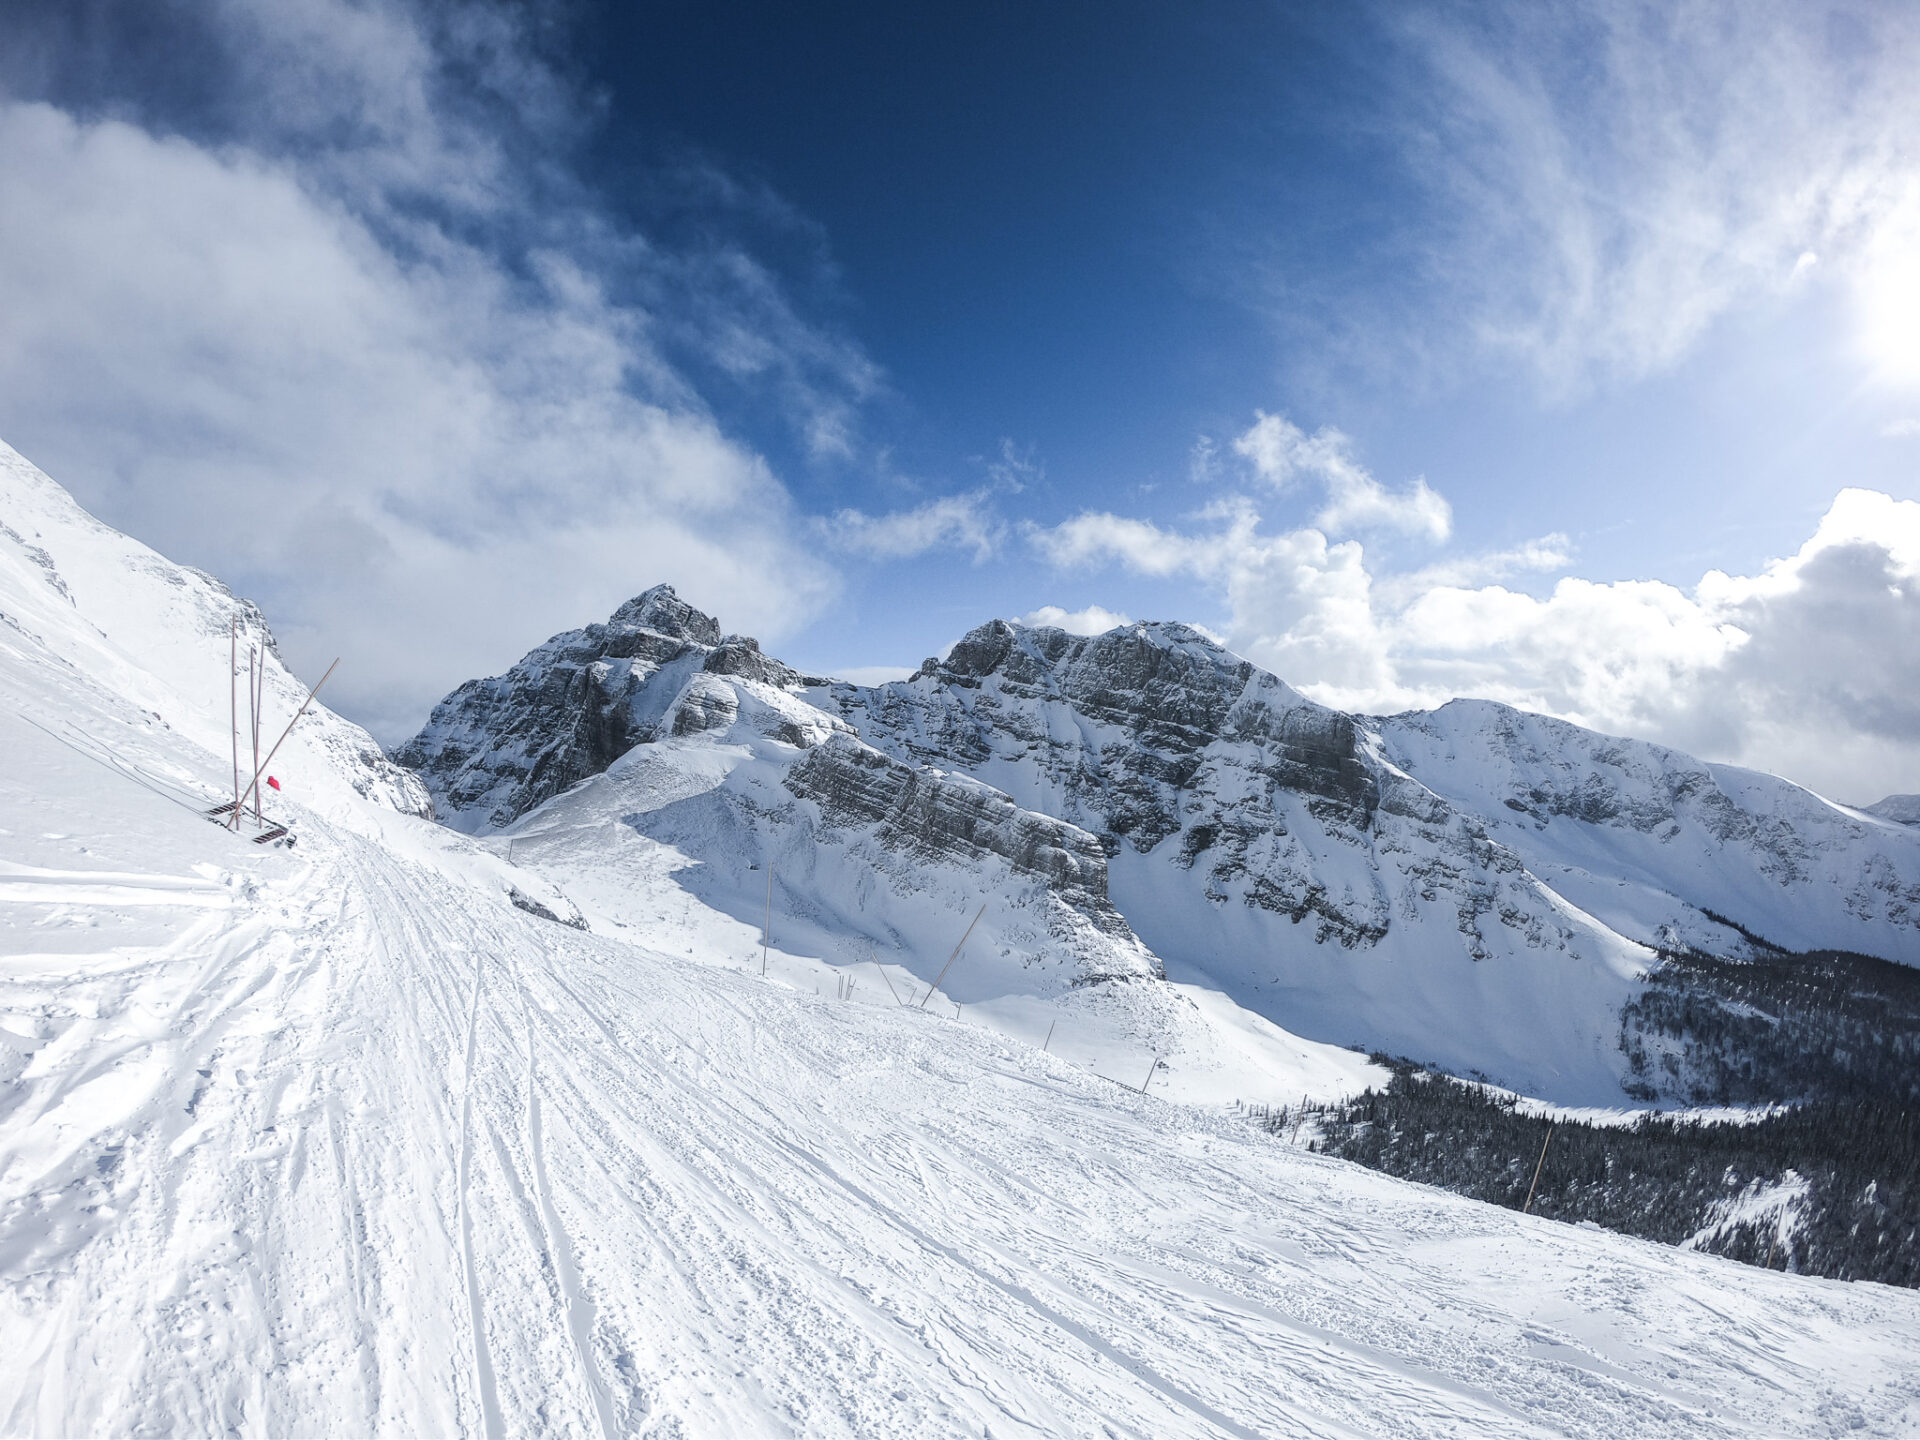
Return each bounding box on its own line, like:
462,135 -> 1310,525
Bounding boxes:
813,619 -> 1920,1099
5,445 -> 1920,1437
1,442 -> 428,823
1374,700 -> 1920,962
399,603 -> 1920,1103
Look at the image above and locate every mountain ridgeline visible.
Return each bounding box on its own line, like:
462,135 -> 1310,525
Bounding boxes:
394,586 -> 1920,1282
397,585 -> 1920,1100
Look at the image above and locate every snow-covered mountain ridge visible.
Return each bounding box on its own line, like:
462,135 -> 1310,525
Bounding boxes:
8,440 -> 1920,1435
401,593 -> 1920,1102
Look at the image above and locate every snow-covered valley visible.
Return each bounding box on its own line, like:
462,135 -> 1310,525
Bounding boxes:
6,438 -> 1920,1436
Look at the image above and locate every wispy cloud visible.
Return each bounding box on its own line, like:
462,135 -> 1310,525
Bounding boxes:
1029,475 -> 1920,800
1348,0 -> 1920,395
1233,412 -> 1451,541
827,491 -> 1001,562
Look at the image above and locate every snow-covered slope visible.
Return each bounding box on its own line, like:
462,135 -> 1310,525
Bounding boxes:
1375,701 -> 1920,962
6,446 -> 1920,1437
1,440 -> 428,823
1864,794 -> 1920,827
402,605 -> 1920,1103
809,620 -> 1920,1099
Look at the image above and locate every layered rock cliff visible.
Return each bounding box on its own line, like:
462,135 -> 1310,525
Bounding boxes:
395,592 -> 1920,1099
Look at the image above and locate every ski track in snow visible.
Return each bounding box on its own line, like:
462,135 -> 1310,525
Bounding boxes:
8,776 -> 1920,1437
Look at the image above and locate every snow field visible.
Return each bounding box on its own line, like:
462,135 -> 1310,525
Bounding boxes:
6,699 -> 1920,1435
6,438 -> 1920,1436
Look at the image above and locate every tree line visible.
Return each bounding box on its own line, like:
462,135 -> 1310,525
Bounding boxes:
1267,1065 -> 1920,1288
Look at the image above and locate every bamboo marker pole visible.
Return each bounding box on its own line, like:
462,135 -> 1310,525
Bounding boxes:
1522,1124 -> 1556,1214
919,904 -> 986,1009
876,965 -> 903,1006
1042,1020 -> 1056,1053
761,866 -> 772,977
250,647 -> 263,825
229,617 -> 240,815
245,648 -> 261,829
1138,1055 -> 1163,1093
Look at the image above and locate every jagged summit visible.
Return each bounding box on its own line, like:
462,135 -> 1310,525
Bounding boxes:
607,583 -> 723,646
393,582 -> 834,830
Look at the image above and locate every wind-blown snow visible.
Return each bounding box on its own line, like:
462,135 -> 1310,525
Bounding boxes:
6,441 -> 1920,1436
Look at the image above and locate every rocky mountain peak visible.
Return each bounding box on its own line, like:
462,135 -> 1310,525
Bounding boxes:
607,584 -> 722,646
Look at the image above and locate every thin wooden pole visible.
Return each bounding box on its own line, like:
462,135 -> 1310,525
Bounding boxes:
229,616 -> 240,815
1522,1123 -> 1556,1214
875,965 -> 903,1005
244,647 -> 260,825
235,658 -> 339,819
1042,1020 -> 1056,1053
920,903 -> 986,1009
761,866 -> 772,976
1137,1055 -> 1163,1093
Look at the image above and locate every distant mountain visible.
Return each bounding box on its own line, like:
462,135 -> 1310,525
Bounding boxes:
1863,794 -> 1920,826
398,595 -> 1920,1103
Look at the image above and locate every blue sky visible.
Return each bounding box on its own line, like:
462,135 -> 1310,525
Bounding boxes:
1,0 -> 1918,799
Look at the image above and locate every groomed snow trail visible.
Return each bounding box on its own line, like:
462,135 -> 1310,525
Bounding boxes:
5,754 -> 1920,1437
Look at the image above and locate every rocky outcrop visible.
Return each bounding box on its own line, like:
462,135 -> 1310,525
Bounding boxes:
393,584 -> 829,831
823,620 -> 1400,948
785,737 -> 1133,941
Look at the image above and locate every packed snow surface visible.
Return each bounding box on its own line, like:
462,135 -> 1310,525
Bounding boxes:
6,439 -> 1920,1436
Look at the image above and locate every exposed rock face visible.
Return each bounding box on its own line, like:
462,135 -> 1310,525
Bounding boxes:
1374,701 -> 1920,958
394,585 -> 827,830
821,620 -> 1410,951
784,737 -> 1133,942
395,584 -> 1920,1096
814,619 -> 1920,969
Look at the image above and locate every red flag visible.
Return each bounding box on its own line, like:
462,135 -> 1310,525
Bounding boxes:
267,776 -> 281,791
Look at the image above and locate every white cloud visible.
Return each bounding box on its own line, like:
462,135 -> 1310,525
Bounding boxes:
1378,533 -> 1572,603
984,439 -> 1043,494
1233,412 -> 1451,542
1881,419 -> 1920,439
831,664 -> 916,687
1030,498 -> 1394,695
827,492 -> 999,562
1385,0 -> 1920,393
1019,605 -> 1132,635
0,0 -> 872,741
1031,486 -> 1920,801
